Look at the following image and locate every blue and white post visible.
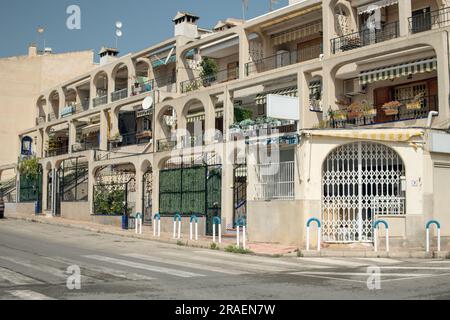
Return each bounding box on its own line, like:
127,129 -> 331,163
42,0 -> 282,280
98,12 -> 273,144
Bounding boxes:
306,218 -> 321,252
426,220 -> 441,253
373,220 -> 389,253
236,218 -> 246,250
153,213 -> 161,237
213,217 -> 222,244
190,215 -> 198,241
135,212 -> 143,235
173,213 -> 182,239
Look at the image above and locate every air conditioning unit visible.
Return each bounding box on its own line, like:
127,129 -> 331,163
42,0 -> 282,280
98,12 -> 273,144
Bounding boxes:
344,78 -> 366,96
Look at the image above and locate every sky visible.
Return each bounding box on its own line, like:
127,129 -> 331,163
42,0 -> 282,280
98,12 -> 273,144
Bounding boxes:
0,0 -> 288,59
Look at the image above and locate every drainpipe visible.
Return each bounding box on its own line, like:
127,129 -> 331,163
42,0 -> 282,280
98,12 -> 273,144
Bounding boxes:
427,111 -> 439,128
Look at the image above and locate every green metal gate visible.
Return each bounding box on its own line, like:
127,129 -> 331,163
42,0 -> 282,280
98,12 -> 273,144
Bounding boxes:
159,164 -> 221,235
19,165 -> 43,212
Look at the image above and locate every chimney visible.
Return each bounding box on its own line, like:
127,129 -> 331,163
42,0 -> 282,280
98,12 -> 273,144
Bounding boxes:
173,12 -> 199,38
99,47 -> 119,66
28,43 -> 37,57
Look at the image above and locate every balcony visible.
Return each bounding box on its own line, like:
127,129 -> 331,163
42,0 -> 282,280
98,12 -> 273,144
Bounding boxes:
181,68 -> 239,94
74,99 -> 90,115
45,145 -> 69,158
132,80 -> 154,96
323,95 -> 438,129
229,119 -> 297,140
409,7 -> 450,34
71,141 -> 99,153
93,95 -> 107,108
245,45 -> 322,77
331,21 -> 399,54
60,105 -> 75,118
35,116 -> 46,126
47,113 -> 57,122
111,88 -> 128,102
157,138 -> 177,152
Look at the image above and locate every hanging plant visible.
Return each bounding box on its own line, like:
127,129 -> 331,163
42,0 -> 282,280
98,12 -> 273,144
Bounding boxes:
18,157 -> 40,179
200,57 -> 219,85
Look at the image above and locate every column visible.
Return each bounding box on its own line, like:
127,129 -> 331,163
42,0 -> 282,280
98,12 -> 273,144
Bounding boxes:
99,110 -> 109,151
239,30 -> 250,79
398,0 -> 412,37
135,165 -> 144,215
68,120 -> 77,154
152,167 -> 160,215
89,80 -> 96,109
42,168 -> 48,212
223,89 -> 234,140
322,0 -> 335,58
204,96 -> 216,145
435,33 -> 450,121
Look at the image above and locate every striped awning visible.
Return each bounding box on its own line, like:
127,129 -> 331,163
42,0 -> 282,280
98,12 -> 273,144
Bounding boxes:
272,21 -> 323,46
359,57 -> 437,85
357,0 -> 398,15
187,112 -> 205,123
215,109 -> 224,118
304,129 -> 424,143
81,124 -> 100,136
255,87 -> 298,105
136,109 -> 153,118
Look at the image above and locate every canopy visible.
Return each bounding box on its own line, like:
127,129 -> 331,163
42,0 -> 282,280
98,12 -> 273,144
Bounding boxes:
255,87 -> 298,105
304,129 -> 424,143
357,0 -> 398,15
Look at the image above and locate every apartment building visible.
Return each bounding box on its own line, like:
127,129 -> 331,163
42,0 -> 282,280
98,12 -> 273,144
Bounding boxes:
4,0 -> 450,249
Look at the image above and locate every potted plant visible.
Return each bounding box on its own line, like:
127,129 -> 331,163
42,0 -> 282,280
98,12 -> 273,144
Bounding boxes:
406,92 -> 425,110
347,102 -> 364,119
200,57 -> 219,87
110,133 -> 123,143
382,101 -> 402,116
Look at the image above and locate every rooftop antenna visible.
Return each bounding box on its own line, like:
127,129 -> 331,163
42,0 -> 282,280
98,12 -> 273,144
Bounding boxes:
269,0 -> 278,11
242,0 -> 249,20
115,21 -> 123,49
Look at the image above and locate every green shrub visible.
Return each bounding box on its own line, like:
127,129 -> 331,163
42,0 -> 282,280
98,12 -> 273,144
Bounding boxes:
224,245 -> 253,255
210,243 -> 219,250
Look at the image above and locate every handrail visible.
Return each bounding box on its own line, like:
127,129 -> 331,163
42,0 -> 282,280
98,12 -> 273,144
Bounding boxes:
409,7 -> 450,34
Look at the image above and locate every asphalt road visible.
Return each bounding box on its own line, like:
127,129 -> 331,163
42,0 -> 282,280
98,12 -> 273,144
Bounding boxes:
0,219 -> 450,300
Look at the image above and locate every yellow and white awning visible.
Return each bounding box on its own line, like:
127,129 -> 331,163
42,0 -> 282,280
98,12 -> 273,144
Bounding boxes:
81,124 -> 100,136
186,112 -> 205,123
359,57 -> 437,85
272,21 -> 323,46
304,129 -> 424,143
255,87 -> 298,105
357,0 -> 398,15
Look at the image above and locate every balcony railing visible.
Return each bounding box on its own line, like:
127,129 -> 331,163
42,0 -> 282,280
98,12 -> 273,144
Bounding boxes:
93,95 -> 107,108
326,95 -> 438,128
36,116 -> 46,126
132,80 -> 155,95
245,46 -> 322,77
230,122 -> 297,140
180,68 -> 239,93
409,7 -> 450,34
74,99 -> 90,115
157,138 -> 177,152
111,88 -> 128,102
47,113 -> 57,122
71,141 -> 99,153
45,145 -> 69,158
331,21 -> 399,54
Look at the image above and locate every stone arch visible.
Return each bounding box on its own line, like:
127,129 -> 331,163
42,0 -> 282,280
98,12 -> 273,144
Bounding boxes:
93,71 -> 109,98
111,62 -> 129,93
48,90 -> 60,118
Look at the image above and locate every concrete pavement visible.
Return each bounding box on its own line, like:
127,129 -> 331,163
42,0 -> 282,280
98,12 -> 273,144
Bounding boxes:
1,219 -> 450,300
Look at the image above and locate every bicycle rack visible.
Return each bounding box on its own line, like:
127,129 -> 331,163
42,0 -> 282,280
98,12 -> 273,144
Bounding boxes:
173,213 -> 182,239
306,218 -> 321,252
426,220 -> 441,253
190,215 -> 199,241
213,217 -> 222,244
236,218 -> 246,249
373,220 -> 389,252
153,213 -> 161,237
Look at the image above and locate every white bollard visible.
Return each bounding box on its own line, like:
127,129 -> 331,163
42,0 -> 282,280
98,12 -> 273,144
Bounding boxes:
243,226 -> 246,250
190,222 -> 193,241
237,226 -> 240,247
177,220 -> 181,239
374,228 -> 378,252
385,228 -> 389,253
173,221 -> 177,239
438,228 -> 441,252
373,220 -> 389,253
306,219 -> 321,252
157,219 -> 161,237
218,224 -> 221,244
213,224 -> 216,243
306,227 -> 310,251
317,227 -> 321,252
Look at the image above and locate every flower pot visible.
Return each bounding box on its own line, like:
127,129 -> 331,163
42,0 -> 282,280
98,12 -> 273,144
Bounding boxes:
406,102 -> 422,110
384,109 -> 398,116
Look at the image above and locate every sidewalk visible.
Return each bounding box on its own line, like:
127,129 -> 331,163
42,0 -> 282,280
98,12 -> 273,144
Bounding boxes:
4,213 -> 298,257
4,213 -> 448,258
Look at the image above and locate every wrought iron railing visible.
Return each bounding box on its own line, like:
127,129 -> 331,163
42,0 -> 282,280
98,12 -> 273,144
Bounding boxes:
180,68 -> 239,93
132,80 -> 155,95
93,95 -> 108,107
111,88 -> 128,102
36,116 -> 46,126
331,21 -> 399,54
181,134 -> 206,148
45,145 -> 69,158
157,138 -> 177,152
327,95 -> 438,128
254,161 -> 295,201
47,112 -> 57,122
71,141 -> 99,153
245,45 -> 322,76
230,123 -> 297,140
409,7 -> 450,34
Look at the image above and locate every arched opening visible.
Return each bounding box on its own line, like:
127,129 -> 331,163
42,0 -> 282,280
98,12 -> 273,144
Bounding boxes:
309,76 -> 323,112
93,71 -> 108,107
334,3 -> 353,37
111,63 -> 129,102
36,96 -> 47,125
133,60 -> 152,95
157,106 -> 177,151
49,91 -> 60,121
321,141 -> 406,243
93,163 -> 136,215
183,99 -> 205,147
62,89 -> 77,118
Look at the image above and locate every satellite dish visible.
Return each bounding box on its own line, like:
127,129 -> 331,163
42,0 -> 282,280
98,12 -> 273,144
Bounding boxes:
116,29 -> 123,37
115,21 -> 123,29
142,96 -> 154,110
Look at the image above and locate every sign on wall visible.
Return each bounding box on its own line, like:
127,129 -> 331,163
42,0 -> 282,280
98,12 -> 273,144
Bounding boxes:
266,94 -> 300,121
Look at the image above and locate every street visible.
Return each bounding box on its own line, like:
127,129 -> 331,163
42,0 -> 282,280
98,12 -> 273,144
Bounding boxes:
0,219 -> 450,300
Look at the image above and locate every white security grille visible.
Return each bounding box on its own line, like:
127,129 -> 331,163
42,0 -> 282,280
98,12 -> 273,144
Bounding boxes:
322,142 -> 405,243
255,161 -> 294,200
